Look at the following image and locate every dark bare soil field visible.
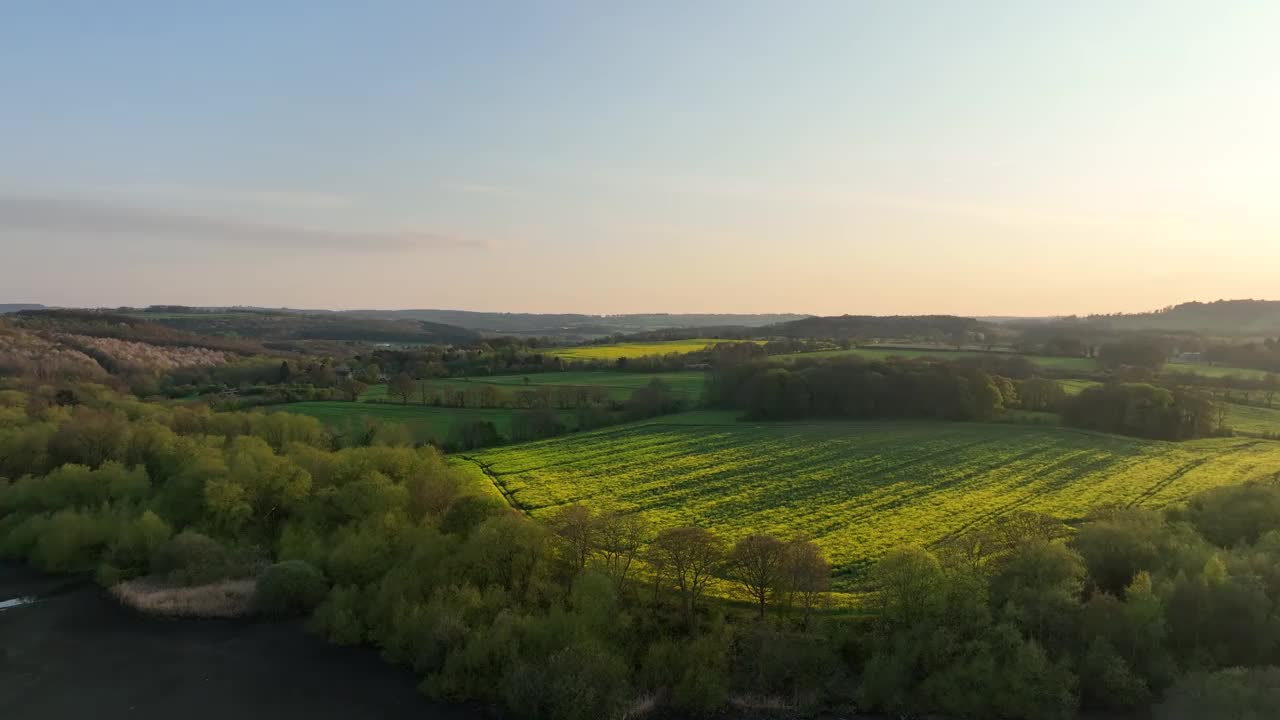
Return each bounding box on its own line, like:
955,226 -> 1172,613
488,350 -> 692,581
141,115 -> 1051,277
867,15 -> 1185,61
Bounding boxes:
0,564 -> 486,720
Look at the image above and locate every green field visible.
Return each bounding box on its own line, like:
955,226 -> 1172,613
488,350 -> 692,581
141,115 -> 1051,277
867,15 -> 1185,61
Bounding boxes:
470,412 -> 1280,588
1059,379 -> 1102,395
775,347 -> 1267,380
548,339 -> 762,361
1165,362 -> 1270,380
363,370 -> 707,403
1226,403 -> 1280,436
774,346 -> 1099,372
280,402 -> 580,443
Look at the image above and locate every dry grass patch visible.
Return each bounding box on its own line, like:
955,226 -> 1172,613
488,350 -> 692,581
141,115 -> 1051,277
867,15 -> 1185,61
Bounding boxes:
112,577 -> 256,618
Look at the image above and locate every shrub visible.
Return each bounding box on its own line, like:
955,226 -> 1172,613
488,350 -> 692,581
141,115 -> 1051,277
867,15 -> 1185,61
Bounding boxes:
152,530 -> 239,585
256,560 -> 328,617
31,508 -> 117,572
504,641 -> 630,720
312,584 -> 366,645
1156,667 -> 1280,720
101,510 -> 173,581
440,494 -> 508,537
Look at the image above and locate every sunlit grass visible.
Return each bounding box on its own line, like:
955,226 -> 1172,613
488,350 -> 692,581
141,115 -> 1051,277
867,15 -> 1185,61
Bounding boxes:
547,339 -> 764,360
473,414 -> 1280,590
279,402 -> 580,443
362,370 -> 707,403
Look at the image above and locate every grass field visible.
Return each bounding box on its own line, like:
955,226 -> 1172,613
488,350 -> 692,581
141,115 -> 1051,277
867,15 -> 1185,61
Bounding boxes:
1165,362 -> 1270,380
470,412 -> 1280,588
774,346 -> 1099,372
1226,403 -> 1280,436
280,402 -> 580,443
547,339 -> 763,361
363,370 -> 707,403
775,347 -> 1266,380
1059,379 -> 1102,395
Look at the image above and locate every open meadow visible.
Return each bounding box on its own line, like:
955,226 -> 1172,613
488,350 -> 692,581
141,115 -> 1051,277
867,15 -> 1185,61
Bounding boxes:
471,412 -> 1280,589
362,370 -> 707,403
1226,402 -> 1280,437
773,346 -> 1096,372
1165,361 -> 1271,380
278,402 -> 580,443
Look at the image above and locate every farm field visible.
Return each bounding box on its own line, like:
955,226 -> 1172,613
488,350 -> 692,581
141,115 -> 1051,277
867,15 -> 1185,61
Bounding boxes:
1058,379 -> 1101,395
774,346 -> 1099,372
1226,403 -> 1280,436
279,402 -> 580,443
1165,361 -> 1270,380
776,347 -> 1264,380
547,339 -> 762,361
471,412 -> 1280,589
362,370 -> 706,403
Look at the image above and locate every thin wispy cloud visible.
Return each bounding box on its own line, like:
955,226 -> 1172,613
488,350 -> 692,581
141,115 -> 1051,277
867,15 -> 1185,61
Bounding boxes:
0,193 -> 489,252
608,171 -> 1105,231
439,180 -> 523,198
98,181 -> 355,211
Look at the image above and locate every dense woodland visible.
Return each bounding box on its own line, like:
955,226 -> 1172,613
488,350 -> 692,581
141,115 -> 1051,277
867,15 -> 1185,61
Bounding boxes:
708,356 -> 1225,441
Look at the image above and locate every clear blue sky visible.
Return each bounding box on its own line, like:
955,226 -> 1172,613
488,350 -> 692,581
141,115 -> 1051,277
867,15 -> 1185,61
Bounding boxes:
3,1 -> 1278,314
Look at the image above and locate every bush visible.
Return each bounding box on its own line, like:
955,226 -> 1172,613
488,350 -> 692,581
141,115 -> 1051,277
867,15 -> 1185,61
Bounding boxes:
256,560 -> 328,617
640,627 -> 733,714
1156,667 -> 1280,719
101,510 -> 173,581
152,530 -> 239,585
440,494 -> 508,537
312,584 -> 366,645
504,641 -> 630,720
31,508 -> 117,572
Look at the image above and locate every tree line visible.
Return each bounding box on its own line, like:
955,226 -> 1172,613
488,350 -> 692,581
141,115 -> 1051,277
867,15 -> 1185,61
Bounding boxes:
707,356 -> 1224,441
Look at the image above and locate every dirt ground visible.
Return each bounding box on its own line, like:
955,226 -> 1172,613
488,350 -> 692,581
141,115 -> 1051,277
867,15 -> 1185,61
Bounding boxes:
0,563 -> 489,720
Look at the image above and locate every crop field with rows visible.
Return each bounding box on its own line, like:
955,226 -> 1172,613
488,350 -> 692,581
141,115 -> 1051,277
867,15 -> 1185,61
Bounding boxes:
471,412 -> 1280,589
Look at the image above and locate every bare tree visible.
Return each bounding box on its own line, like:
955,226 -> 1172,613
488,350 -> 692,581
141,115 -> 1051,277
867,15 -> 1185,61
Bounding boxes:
650,526 -> 724,621
549,504 -> 597,571
780,540 -> 830,629
338,377 -> 367,402
389,373 -> 415,404
729,534 -> 787,619
596,510 -> 649,590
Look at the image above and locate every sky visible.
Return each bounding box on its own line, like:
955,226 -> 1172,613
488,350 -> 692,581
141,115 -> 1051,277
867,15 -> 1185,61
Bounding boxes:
2,1 -> 1278,316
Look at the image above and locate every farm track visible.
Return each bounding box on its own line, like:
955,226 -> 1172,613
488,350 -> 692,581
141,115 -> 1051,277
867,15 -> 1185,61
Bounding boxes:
457,455 -> 530,517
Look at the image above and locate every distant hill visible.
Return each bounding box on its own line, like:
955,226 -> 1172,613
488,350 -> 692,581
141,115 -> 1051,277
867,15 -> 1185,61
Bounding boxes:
772,314 -> 991,341
131,308 -> 480,345
0,303 -> 47,314
333,309 -> 809,338
1080,300 -> 1280,336
13,309 -> 268,355
18,308 -> 479,348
